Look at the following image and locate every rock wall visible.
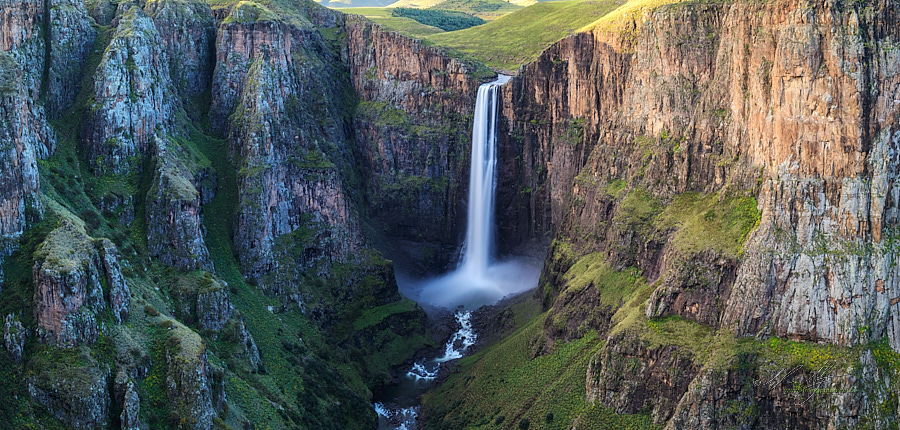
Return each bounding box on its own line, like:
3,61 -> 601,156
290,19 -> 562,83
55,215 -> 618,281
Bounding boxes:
495,0 -> 900,427
145,0 -> 216,104
84,6 -> 179,176
344,15 -> 485,266
32,215 -> 130,347
0,52 -> 53,278
211,6 -> 364,289
501,0 -> 900,349
46,0 -> 96,117
146,136 -> 215,272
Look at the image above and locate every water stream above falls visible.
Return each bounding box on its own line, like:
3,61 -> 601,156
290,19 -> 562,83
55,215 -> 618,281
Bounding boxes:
375,75 -> 542,429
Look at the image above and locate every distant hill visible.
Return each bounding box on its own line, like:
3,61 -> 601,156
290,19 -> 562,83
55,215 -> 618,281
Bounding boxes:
426,0 -> 621,72
317,0 -> 398,8
392,7 -> 485,31
427,0 -> 522,19
337,7 -> 446,37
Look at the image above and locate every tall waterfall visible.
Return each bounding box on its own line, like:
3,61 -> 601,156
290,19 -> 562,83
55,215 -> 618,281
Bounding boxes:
415,74 -> 538,310
459,77 -> 507,278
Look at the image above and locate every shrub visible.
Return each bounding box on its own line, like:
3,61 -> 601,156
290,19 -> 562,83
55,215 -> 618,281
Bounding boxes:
144,305 -> 160,317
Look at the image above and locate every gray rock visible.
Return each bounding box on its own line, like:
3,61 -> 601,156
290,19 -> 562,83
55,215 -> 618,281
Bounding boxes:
3,313 -> 26,362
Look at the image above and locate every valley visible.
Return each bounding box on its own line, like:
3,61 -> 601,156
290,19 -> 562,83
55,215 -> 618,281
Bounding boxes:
0,0 -> 899,428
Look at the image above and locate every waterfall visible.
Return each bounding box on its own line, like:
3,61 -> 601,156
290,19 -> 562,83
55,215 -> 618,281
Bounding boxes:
416,74 -> 539,310
458,77 -> 507,278
377,75 -> 541,430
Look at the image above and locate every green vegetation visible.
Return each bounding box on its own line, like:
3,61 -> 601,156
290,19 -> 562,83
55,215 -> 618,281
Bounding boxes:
656,192 -> 760,257
562,253 -> 644,308
0,52 -> 19,96
356,100 -> 411,127
340,7 -> 447,38
428,0 -> 523,19
222,1 -> 280,23
353,298 -> 419,330
393,7 -> 485,31
425,0 -> 621,71
423,312 -> 658,429
579,0 -> 686,33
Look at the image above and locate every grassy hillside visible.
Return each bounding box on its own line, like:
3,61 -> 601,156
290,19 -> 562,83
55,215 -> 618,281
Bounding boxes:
393,7 -> 485,31
422,308 -> 659,429
340,7 -> 447,37
428,0 -> 523,20
424,0 -> 620,72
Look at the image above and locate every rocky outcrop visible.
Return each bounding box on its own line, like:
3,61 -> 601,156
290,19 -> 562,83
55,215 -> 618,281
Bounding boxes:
163,321 -> 217,430
118,378 -> 141,430
0,51 -> 54,279
645,249 -> 737,328
32,214 -> 130,347
46,0 -> 96,116
84,6 -> 179,176
491,0 -> 900,427
98,239 -> 130,323
171,271 -> 234,331
224,316 -> 261,372
586,329 -> 701,426
0,0 -> 94,115
211,6 -> 364,289
665,347 -> 896,430
146,136 -> 215,272
196,285 -> 232,331
501,0 -> 900,351
0,0 -> 45,95
145,0 -> 216,102
3,313 -> 26,362
27,346 -> 111,429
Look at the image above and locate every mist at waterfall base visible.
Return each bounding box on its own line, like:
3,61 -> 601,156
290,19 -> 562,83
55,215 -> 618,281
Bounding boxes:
402,74 -> 540,311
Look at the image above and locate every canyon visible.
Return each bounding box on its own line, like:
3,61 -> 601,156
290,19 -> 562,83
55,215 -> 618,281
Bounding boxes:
0,0 -> 899,428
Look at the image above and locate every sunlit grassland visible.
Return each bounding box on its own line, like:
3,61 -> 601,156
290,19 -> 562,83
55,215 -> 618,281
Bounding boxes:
424,0 -> 621,72
340,7 -> 447,37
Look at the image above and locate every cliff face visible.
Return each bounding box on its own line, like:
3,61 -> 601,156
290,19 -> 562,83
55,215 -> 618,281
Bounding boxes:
211,7 -> 365,292
0,52 -> 51,278
344,15 -> 486,268
0,0 -> 448,426
146,135 -> 216,272
32,215 -> 130,347
84,6 -> 179,177
503,0 -> 900,347
491,0 -> 900,427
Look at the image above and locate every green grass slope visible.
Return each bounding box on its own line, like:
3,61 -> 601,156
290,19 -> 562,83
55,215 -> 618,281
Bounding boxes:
340,7 -> 447,37
427,0 -> 523,20
422,309 -> 658,430
424,0 -> 620,72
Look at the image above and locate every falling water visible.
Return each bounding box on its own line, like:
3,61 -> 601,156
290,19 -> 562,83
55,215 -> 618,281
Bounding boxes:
376,75 -> 541,429
458,77 -> 506,278
415,75 -> 541,310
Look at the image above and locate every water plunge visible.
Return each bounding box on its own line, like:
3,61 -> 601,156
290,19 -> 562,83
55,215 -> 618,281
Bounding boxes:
415,75 -> 540,310
376,75 -> 542,429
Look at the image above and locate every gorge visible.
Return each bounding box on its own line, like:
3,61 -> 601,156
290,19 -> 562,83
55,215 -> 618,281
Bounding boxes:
0,0 -> 899,428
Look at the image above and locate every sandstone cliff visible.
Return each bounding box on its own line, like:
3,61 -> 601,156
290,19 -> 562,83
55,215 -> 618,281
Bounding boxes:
489,0 -> 900,427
